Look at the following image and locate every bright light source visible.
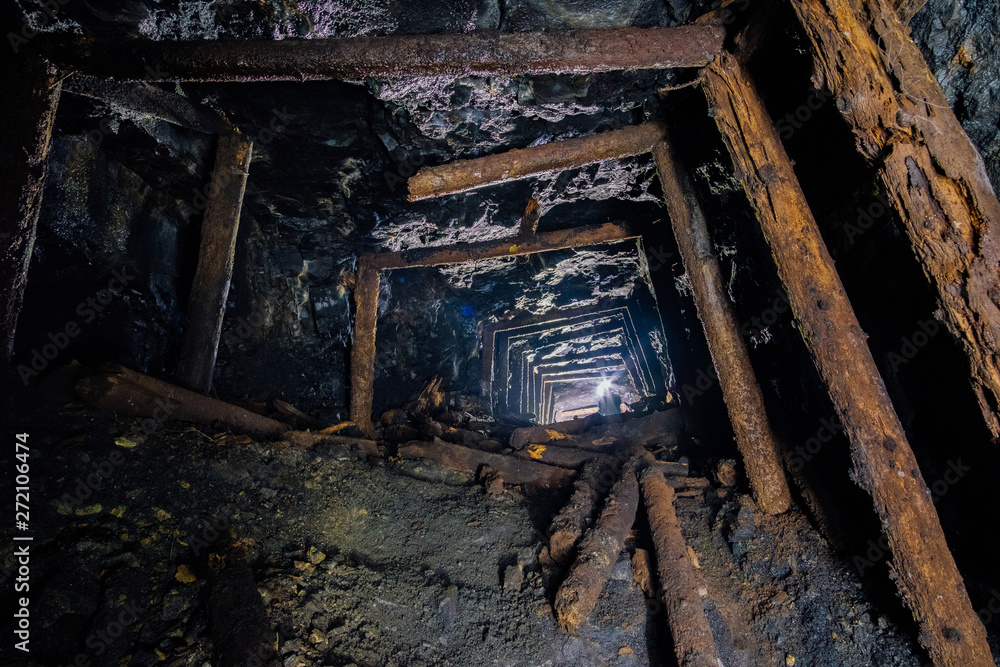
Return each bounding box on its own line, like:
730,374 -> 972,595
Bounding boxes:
595,378 -> 613,396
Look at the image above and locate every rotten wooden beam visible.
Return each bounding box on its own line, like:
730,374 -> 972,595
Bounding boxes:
702,50 -> 991,666
554,464 -> 640,632
398,439 -> 576,488
208,549 -> 282,667
0,58 -> 61,367
75,363 -> 289,440
56,25 -> 724,83
176,131 -> 253,394
62,73 -> 225,134
408,123 -> 666,201
894,0 -> 927,23
349,255 -> 381,437
548,460 -> 614,565
653,136 -> 791,515
788,0 -> 1000,441
514,441 -> 688,477
638,457 -> 722,667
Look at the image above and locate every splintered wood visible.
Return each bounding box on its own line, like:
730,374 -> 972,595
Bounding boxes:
653,137 -> 791,515
548,460 -> 614,565
554,464 -> 639,633
789,0 -> 1000,441
703,50 -> 991,666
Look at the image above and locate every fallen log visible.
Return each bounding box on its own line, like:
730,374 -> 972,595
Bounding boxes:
0,58 -> 61,367
548,460 -> 616,565
653,135 -> 791,515
703,49 -> 991,665
788,0 -> 1000,441
408,123 -> 666,201
511,408 -> 683,451
75,363 -> 288,440
280,430 -> 379,457
515,441 -> 688,476
176,130 -> 253,394
398,440 -> 575,488
57,25 -> 724,82
639,459 -> 721,667
554,463 -> 640,632
208,550 -> 281,667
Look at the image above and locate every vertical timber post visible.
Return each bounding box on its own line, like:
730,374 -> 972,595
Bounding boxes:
177,130 -> 253,394
702,50 -> 992,666
0,58 -> 61,368
652,137 -> 791,515
350,255 -> 380,436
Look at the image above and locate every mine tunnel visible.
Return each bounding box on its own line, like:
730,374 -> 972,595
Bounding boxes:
2,0 -> 1000,665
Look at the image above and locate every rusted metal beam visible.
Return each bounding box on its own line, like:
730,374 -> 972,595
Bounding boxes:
789,0 -> 1000,440
349,255 -> 381,437
653,136 -> 791,515
54,25 -> 724,83
176,131 -> 253,394
0,58 -> 61,367
373,222 -> 635,270
702,49 -> 991,666
408,123 -> 667,201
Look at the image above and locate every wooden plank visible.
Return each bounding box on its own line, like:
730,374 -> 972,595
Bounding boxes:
653,137 -> 791,514
789,0 -> 1000,440
408,123 -> 666,201
176,131 -> 253,394
56,25 -> 724,82
0,58 -> 61,366
373,222 -> 635,270
702,49 -> 991,666
349,255 -> 381,437
398,439 -> 576,488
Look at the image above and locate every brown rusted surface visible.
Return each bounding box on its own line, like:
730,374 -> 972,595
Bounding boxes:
894,0 -> 927,23
790,0 -> 1000,440
349,254 -> 381,437
703,50 -> 991,666
60,25 -> 724,82
398,440 -> 575,488
408,123 -> 666,201
176,131 -> 253,394
280,431 -> 379,457
639,462 -> 721,667
554,465 -> 639,632
548,460 -> 614,565
75,364 -> 289,440
0,58 -> 61,366
372,222 -> 635,270
653,137 -> 791,515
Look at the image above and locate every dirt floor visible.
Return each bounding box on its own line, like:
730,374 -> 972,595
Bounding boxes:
0,399 -> 938,667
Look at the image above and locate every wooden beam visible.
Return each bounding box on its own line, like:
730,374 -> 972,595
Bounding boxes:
62,73 -> 225,134
176,131 -> 253,394
789,0 -> 1000,440
55,25 -> 724,83
408,123 -> 667,201
349,255 -> 381,437
653,137 -> 791,514
702,50 -> 991,666
0,58 -> 61,367
373,221 -> 635,270
894,0 -> 927,23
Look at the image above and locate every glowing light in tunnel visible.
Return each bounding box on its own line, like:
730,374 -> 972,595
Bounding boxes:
595,378 -> 614,396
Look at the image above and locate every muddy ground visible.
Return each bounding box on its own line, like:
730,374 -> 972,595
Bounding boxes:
0,398 -> 938,666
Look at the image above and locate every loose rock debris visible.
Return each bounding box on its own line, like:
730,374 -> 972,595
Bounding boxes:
0,380 -> 930,667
